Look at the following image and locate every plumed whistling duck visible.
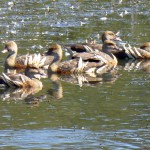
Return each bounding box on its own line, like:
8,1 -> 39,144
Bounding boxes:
0,55 -> 46,88
72,40 -> 121,67
2,41 -> 28,69
64,30 -> 122,55
123,42 -> 150,59
2,41 -> 63,70
48,40 -> 121,75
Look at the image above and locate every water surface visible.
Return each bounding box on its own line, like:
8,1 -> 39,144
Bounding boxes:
0,0 -> 149,149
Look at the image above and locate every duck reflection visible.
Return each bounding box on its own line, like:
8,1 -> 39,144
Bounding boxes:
0,66 -> 46,101
47,73 -> 63,100
124,59 -> 150,73
59,67 -> 119,87
0,86 -> 42,101
24,94 -> 47,108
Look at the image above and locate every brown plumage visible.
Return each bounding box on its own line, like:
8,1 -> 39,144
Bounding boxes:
49,40 -> 120,74
64,30 -> 122,54
2,41 -> 27,69
0,54 -> 46,88
0,72 -> 43,88
2,41 -> 63,70
140,42 -> 150,52
123,42 -> 150,59
72,40 -> 121,67
40,44 -> 63,69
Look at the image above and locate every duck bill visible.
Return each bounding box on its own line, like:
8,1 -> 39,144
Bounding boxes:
1,49 -> 8,53
115,46 -> 122,51
33,74 -> 41,80
114,37 -> 122,41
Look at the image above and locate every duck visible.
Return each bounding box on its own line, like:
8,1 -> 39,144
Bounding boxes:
39,43 -> 63,69
0,55 -> 45,88
48,40 -> 121,75
2,41 -> 63,70
123,42 -> 150,59
64,30 -> 122,55
123,59 -> 150,73
0,69 -> 43,88
140,42 -> 150,52
2,41 -> 28,69
72,40 -> 121,67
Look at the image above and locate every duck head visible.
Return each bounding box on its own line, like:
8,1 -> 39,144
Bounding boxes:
101,31 -> 122,43
140,42 -> 150,52
46,44 -> 63,64
2,41 -> 18,54
46,44 -> 62,56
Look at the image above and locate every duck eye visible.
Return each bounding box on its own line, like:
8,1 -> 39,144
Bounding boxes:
5,46 -> 9,51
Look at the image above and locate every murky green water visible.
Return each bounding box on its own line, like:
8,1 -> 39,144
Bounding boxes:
0,0 -> 149,149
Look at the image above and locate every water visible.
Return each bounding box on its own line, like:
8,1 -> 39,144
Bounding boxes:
0,0 -> 149,149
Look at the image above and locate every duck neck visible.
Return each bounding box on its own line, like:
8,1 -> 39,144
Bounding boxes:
102,36 -> 107,43
102,46 -> 114,58
102,46 -> 118,66
53,51 -> 62,63
48,62 -> 58,73
49,74 -> 63,99
5,51 -> 17,68
47,46 -> 62,73
49,50 -> 63,65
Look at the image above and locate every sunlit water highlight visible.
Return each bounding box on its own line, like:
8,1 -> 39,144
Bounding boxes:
0,0 -> 149,149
